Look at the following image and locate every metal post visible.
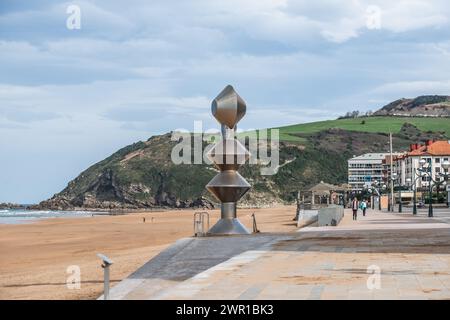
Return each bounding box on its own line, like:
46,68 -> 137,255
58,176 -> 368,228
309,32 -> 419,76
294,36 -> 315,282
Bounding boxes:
389,132 -> 394,212
294,191 -> 300,221
446,180 -> 450,208
428,179 -> 433,217
97,253 -> 113,300
103,264 -> 110,300
398,183 -> 402,213
447,187 -> 450,208
413,184 -> 417,215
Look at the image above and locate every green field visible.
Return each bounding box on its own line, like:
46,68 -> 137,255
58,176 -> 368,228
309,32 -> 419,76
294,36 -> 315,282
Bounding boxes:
275,116 -> 450,141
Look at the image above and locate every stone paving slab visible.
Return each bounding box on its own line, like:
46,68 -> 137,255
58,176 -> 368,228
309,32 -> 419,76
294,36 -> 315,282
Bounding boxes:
107,233 -> 290,299
108,208 -> 450,300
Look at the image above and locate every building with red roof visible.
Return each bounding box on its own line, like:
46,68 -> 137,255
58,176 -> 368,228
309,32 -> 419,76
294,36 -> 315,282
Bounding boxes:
397,140 -> 450,189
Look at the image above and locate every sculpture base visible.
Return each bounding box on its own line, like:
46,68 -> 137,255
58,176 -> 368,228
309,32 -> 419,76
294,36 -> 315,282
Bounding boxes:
207,218 -> 250,235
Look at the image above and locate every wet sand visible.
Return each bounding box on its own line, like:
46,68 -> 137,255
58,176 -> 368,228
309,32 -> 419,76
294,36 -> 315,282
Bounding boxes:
0,205 -> 297,300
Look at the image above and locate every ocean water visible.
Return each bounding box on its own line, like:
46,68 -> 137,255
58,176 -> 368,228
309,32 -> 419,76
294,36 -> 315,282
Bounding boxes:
0,209 -> 95,224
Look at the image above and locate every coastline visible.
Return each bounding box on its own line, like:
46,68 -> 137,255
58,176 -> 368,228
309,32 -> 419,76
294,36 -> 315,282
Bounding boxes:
0,205 -> 297,299
1,204 -> 291,225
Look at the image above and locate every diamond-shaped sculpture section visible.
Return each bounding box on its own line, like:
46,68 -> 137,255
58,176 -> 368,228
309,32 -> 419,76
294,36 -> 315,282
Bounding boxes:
206,85 -> 251,235
207,139 -> 250,171
211,85 -> 246,129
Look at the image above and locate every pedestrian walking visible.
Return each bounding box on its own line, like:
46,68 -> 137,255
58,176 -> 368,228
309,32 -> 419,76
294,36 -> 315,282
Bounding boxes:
352,198 -> 359,220
360,200 -> 367,216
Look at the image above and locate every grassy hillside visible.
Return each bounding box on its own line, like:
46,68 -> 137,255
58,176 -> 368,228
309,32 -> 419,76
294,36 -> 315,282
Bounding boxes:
275,116 -> 450,142
33,116 -> 450,210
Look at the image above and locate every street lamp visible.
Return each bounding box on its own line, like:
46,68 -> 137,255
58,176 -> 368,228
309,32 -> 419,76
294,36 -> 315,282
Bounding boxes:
370,180 -> 383,211
406,177 -> 412,213
442,160 -> 450,171
390,172 -> 397,212
396,175 -> 403,213
412,159 -> 427,215
391,172 -> 403,213
442,160 -> 450,208
419,160 -> 435,218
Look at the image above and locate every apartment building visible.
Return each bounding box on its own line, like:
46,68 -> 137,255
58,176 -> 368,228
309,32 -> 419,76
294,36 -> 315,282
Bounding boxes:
348,153 -> 390,191
348,140 -> 450,191
401,140 -> 450,189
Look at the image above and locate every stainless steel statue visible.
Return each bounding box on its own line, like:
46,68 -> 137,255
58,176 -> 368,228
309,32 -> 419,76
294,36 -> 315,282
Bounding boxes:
206,85 -> 251,235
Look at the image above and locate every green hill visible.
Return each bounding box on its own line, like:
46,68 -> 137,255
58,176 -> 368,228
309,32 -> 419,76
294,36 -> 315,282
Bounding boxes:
275,116 -> 450,142
32,116 -> 450,211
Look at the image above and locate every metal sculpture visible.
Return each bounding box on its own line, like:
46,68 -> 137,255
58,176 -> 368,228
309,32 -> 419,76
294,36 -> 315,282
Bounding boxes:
206,85 -> 251,235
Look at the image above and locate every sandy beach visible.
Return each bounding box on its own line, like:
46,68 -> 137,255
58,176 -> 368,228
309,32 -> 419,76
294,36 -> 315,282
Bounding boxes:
0,205 -> 297,300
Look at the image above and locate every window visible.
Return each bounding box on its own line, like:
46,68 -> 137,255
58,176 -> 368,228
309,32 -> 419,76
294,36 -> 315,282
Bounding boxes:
436,167 -> 441,173
435,158 -> 440,163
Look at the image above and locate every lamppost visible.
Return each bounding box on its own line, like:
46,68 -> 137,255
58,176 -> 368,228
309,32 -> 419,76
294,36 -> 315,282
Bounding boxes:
412,159 -> 427,215
406,177 -> 412,213
418,159 -> 435,217
370,180 -> 380,210
428,173 -> 434,218
413,159 -> 427,214
366,187 -> 373,209
391,172 -> 403,213
387,169 -> 396,212
441,160 -> 450,207
397,174 -> 403,213
416,159 -> 434,217
370,180 -> 386,211
440,160 -> 450,208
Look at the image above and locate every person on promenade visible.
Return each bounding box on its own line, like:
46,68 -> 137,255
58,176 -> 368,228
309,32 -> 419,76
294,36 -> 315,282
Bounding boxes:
352,198 -> 359,220
360,199 -> 367,216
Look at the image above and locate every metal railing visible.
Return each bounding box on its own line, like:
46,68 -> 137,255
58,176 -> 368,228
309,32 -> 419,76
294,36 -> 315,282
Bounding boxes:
193,212 -> 210,237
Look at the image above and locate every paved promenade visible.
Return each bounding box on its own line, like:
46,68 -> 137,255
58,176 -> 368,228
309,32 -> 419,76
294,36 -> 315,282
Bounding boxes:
109,208 -> 450,300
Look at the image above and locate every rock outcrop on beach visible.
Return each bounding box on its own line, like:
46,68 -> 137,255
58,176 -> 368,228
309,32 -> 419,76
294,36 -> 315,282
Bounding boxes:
0,203 -> 25,209
373,95 -> 450,117
32,118 -> 450,211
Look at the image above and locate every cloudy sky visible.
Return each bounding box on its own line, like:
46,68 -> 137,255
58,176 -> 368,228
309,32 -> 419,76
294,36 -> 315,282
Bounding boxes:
1,0 -> 450,203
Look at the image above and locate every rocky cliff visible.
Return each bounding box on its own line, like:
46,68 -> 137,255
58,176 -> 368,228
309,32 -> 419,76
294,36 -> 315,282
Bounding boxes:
31,121 -> 449,211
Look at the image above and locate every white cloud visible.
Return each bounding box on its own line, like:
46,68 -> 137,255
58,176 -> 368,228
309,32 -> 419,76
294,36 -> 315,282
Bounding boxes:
1,0 -> 450,202
380,0 -> 448,32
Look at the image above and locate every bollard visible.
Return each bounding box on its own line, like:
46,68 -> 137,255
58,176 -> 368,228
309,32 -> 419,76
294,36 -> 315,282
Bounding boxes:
97,253 -> 113,300
252,213 -> 260,233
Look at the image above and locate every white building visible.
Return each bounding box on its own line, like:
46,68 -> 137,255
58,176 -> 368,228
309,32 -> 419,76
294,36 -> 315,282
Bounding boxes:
399,140 -> 450,189
348,153 -> 390,191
